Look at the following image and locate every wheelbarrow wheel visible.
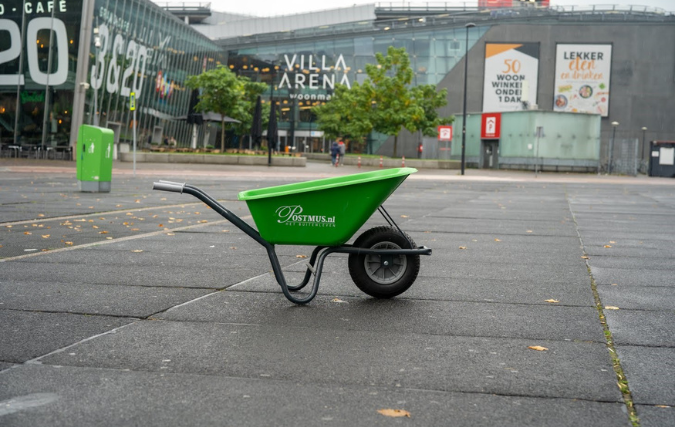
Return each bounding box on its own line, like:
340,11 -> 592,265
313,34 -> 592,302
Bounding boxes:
348,226 -> 420,298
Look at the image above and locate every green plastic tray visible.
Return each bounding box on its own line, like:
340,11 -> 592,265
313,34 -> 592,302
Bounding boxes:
238,168 -> 417,245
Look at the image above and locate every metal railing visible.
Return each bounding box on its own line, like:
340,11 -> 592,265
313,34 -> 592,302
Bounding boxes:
155,2 -> 212,13
216,3 -> 674,47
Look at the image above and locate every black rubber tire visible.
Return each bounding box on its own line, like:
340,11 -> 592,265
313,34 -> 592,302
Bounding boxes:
348,226 -> 421,298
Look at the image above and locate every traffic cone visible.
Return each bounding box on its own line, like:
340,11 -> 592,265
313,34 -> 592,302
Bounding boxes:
402,156 -> 406,167
357,156 -> 361,168
379,156 -> 383,168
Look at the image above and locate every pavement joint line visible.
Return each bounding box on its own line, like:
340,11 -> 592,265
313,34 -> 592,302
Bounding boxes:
0,307 -> 141,320
0,200 -> 233,227
12,321 -> 140,369
0,218 -> 239,263
567,191 -> 641,426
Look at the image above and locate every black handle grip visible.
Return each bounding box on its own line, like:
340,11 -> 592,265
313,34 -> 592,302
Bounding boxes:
153,181 -> 185,193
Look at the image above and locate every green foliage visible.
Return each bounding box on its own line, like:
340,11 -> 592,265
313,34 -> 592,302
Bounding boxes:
313,46 -> 453,156
185,65 -> 268,150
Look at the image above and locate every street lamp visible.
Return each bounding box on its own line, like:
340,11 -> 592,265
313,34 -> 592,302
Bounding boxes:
641,126 -> 647,166
608,121 -> 619,174
460,23 -> 476,175
93,26 -> 101,126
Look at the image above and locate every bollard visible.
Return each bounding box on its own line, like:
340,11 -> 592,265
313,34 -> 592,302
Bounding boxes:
379,156 -> 383,168
402,156 -> 405,167
357,156 -> 361,168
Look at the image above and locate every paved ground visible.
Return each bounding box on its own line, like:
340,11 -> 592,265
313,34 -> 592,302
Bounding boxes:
1,158 -> 674,426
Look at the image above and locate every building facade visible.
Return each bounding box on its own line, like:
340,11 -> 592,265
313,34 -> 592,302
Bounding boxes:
0,0 -> 224,153
203,3 -> 674,170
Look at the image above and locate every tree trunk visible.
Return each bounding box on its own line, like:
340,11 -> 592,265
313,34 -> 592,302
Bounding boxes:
393,135 -> 398,158
221,119 -> 225,151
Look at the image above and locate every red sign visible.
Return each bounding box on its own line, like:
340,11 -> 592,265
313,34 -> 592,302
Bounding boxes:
481,113 -> 502,139
438,125 -> 453,141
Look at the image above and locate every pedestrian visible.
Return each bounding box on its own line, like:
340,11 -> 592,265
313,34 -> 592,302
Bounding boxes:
338,141 -> 346,166
330,141 -> 339,165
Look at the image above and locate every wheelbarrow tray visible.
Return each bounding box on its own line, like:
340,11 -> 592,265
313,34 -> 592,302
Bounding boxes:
238,167 -> 417,246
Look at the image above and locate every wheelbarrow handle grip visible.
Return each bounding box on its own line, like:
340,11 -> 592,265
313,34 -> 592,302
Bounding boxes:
153,181 -> 185,193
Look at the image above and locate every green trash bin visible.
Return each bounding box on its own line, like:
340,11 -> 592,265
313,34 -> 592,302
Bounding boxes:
76,125 -> 114,192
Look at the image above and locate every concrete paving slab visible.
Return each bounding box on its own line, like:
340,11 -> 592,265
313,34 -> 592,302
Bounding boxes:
616,346 -> 675,406
597,285 -> 675,310
584,256 -> 675,271
636,405 -> 675,427
0,310 -> 133,363
590,267 -> 675,287
0,364 -> 630,427
39,320 -> 621,401
0,261 -> 270,289
604,310 -> 675,347
156,291 -> 605,342
0,281 -> 211,317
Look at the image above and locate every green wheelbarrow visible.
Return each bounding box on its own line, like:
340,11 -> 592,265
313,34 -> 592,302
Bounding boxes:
153,167 -> 431,304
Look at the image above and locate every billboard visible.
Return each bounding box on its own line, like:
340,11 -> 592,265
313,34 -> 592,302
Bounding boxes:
553,44 -> 612,117
483,43 -> 539,112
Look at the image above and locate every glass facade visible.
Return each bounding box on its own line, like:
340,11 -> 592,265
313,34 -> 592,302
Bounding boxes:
0,0 -> 225,153
225,26 -> 487,153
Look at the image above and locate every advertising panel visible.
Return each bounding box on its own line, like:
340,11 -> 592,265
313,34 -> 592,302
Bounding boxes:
553,44 -> 612,117
481,113 -> 501,139
483,43 -> 539,112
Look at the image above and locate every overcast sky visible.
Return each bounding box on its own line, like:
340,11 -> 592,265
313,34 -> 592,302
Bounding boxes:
197,0 -> 674,17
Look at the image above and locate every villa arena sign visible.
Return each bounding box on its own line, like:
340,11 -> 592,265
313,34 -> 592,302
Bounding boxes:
278,54 -> 352,91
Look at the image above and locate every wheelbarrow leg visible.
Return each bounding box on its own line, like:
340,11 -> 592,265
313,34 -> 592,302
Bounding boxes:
266,246 -> 338,304
286,246 -> 326,292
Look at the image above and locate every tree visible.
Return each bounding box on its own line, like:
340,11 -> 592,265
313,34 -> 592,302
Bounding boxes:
185,65 -> 267,151
313,81 -> 374,144
314,46 -> 453,157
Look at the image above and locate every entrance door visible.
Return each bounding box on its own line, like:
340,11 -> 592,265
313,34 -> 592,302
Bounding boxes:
481,140 -> 499,169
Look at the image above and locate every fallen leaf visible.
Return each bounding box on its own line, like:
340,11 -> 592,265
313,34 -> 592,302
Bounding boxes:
135,199 -> 141,203
604,245 -> 612,248
131,250 -> 143,253
158,224 -> 164,227
116,204 -> 122,207
24,231 -> 32,235
41,235 -> 50,239
526,230 -> 533,233
230,247 -> 237,250
609,241 -> 616,244
131,228 -> 140,231
332,298 -> 347,303
105,237 -> 113,240
545,299 -> 559,303
99,231 -> 108,234
38,214 -> 45,217
400,215 -> 409,218
166,233 -> 175,236
605,306 -> 620,310
655,405 -> 671,408
65,241 -> 73,246
93,225 -> 99,229
611,283 -> 618,286
221,230 -> 230,233
296,255 -> 308,258
377,409 -> 410,418
459,246 -> 467,250
528,346 -> 548,351
581,255 -> 589,259
494,238 -> 501,242
198,220 -> 208,223
126,213 -> 133,216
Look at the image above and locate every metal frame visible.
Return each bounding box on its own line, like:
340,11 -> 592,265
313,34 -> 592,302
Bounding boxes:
153,180 -> 431,304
